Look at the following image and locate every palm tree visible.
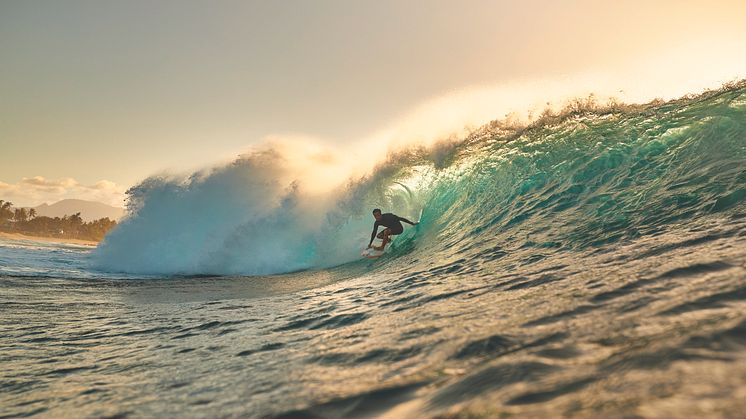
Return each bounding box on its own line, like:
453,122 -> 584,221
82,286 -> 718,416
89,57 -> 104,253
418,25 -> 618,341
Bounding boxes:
1,202 -> 12,221
29,208 -> 37,219
64,212 -> 83,237
14,208 -> 28,223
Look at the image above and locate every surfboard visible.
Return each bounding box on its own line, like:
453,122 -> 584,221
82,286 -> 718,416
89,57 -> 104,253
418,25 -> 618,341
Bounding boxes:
361,248 -> 385,259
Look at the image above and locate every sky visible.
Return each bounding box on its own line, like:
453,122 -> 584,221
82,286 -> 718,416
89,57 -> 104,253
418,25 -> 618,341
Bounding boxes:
1,0 -> 745,207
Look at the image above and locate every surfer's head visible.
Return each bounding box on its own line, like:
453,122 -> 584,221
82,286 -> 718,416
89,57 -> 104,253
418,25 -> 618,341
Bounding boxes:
372,208 -> 382,221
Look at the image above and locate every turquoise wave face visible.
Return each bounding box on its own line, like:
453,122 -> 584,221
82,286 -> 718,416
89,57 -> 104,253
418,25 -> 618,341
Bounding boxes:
94,83 -> 746,276
375,84 -> 746,268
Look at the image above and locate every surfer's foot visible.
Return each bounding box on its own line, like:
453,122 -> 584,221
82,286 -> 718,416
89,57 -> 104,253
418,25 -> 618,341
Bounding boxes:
373,245 -> 384,251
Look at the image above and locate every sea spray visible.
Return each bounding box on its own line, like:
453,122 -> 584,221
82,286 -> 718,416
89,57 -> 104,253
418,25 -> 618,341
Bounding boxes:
91,143 -> 428,275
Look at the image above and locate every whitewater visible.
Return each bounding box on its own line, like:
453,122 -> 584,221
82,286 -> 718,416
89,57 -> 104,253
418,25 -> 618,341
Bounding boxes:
2,82 -> 746,418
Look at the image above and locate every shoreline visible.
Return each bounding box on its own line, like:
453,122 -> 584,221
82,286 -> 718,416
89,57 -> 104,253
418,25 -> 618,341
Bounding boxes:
0,231 -> 99,247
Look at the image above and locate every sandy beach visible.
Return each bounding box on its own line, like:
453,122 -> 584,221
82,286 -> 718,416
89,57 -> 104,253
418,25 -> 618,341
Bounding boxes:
0,231 -> 98,247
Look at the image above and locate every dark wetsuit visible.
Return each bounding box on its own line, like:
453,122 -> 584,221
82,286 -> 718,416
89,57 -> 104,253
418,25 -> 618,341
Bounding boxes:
369,213 -> 415,247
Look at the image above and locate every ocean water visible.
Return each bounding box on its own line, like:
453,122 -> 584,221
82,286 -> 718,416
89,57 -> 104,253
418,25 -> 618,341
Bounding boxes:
2,84 -> 746,418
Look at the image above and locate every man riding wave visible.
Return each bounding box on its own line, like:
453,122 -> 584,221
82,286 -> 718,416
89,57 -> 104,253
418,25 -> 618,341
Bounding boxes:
367,208 -> 418,251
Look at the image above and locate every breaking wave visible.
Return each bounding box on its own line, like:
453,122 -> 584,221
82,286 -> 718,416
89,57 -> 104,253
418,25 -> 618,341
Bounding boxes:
92,82 -> 746,276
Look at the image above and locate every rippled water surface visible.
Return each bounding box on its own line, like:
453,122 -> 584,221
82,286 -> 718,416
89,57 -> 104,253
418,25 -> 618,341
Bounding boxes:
3,85 -> 746,418
3,217 -> 746,418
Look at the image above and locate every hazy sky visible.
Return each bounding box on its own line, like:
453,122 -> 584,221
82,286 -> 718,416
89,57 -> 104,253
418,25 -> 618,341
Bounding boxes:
1,0 -> 745,207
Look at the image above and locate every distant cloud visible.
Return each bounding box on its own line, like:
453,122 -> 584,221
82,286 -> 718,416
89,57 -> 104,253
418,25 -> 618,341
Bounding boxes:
0,176 -> 126,208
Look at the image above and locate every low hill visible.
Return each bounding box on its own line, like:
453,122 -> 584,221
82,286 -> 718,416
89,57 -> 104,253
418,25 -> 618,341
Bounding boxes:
34,199 -> 125,221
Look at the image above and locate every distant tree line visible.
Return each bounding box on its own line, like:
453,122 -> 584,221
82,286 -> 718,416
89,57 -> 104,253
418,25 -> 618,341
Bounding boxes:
0,199 -> 117,241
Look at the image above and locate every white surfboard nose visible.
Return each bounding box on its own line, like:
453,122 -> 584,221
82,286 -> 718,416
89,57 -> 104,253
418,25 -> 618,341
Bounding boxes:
361,248 -> 384,259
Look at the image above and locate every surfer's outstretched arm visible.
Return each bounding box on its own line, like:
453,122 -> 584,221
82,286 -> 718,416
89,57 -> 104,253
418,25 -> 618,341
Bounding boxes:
368,222 -> 380,247
398,216 -> 417,225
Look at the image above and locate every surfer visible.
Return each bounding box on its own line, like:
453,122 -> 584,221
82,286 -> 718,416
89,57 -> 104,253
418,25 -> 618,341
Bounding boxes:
368,209 -> 418,251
